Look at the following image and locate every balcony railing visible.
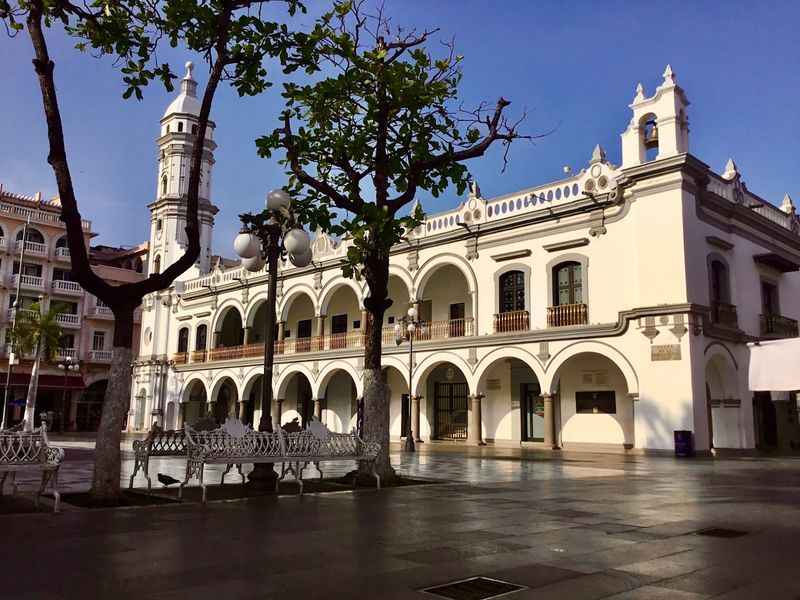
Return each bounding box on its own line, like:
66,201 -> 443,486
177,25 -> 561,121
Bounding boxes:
54,247 -> 71,261
56,313 -> 80,328
6,308 -> 37,322
89,349 -> 113,362
711,301 -> 738,328
493,310 -> 529,333
381,319 -> 475,344
9,274 -> 44,290
172,351 -> 189,365
15,240 -> 47,256
56,347 -> 77,360
0,238 -> 6,251
52,279 -> 82,295
91,305 -> 114,318
547,303 -> 588,327
760,314 -> 799,338
190,350 -> 207,363
0,201 -> 91,231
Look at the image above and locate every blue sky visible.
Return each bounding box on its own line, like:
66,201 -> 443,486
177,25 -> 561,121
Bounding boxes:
1,0 -> 798,255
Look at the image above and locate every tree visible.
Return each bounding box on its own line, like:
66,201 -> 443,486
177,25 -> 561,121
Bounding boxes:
12,302 -> 63,430
258,0 -> 531,481
2,0 -> 308,503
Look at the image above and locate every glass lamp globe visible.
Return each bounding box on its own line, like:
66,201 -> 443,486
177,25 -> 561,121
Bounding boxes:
284,228 -> 310,255
393,323 -> 402,337
407,306 -> 418,320
288,248 -> 312,268
266,189 -> 291,211
241,255 -> 265,272
407,322 -> 416,333
234,231 -> 260,259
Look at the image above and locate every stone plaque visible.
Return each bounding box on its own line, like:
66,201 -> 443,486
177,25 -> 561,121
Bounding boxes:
651,344 -> 681,361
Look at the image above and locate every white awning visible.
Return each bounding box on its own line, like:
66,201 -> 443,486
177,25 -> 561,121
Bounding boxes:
748,339 -> 800,392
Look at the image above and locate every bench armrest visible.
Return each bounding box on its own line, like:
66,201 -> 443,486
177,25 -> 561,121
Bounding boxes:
45,446 -> 65,466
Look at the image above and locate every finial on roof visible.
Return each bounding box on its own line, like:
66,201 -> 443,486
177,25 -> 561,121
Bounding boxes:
634,82 -> 645,102
185,61 -> 194,80
590,144 -> 607,164
781,193 -> 795,214
722,158 -> 739,180
180,60 -> 198,98
468,177 -> 482,199
662,64 -> 676,84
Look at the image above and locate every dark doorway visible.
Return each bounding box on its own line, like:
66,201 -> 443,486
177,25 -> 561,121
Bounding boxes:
434,382 -> 468,440
297,319 -> 312,352
401,393 -> 410,438
520,382 -> 543,441
297,376 -> 313,427
753,392 -> 778,449
449,303 -> 465,337
331,314 -> 348,349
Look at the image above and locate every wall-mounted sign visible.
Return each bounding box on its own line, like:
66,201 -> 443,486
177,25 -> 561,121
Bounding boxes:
652,344 -> 681,361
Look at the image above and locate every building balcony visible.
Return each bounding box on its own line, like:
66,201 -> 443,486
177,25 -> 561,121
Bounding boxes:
0,238 -> 6,252
52,279 -> 82,296
89,349 -> 113,362
9,274 -> 44,291
15,240 -> 47,257
55,313 -> 81,329
89,305 -> 114,319
760,314 -> 799,338
54,247 -> 71,262
0,201 -> 91,231
190,350 -> 207,363
172,351 -> 189,365
493,310 -> 530,333
6,308 -> 37,322
711,301 -> 738,328
56,347 -> 77,360
547,303 -> 588,328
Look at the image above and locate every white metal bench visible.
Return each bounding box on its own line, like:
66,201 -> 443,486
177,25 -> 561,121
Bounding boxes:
180,418 -> 380,504
129,429 -> 186,490
0,424 -> 65,512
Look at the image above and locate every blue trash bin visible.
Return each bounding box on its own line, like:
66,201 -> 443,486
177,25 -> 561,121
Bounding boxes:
674,430 -> 694,457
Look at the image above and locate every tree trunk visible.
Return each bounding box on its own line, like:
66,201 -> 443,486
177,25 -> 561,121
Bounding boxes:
89,308 -> 134,504
23,343 -> 42,432
360,251 -> 395,482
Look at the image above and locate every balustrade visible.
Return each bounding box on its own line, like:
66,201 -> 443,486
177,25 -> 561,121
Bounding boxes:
547,303 -> 588,327
711,302 -> 738,328
89,349 -> 113,362
15,240 -> 47,256
54,247 -> 71,261
760,314 -> 799,338
10,274 -> 44,290
190,350 -> 207,363
56,347 -> 77,360
55,313 -> 80,328
493,310 -> 529,333
52,279 -> 82,294
172,352 -> 189,365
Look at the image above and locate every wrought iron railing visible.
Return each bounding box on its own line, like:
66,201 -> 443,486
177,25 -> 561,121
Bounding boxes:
493,310 -> 529,333
711,301 -> 738,327
547,303 -> 588,327
172,352 -> 189,365
760,314 -> 799,338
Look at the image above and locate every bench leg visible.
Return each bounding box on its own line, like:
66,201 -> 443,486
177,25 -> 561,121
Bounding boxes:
236,464 -> 245,486
221,464 -> 233,486
10,472 -> 18,496
296,462 -> 304,496
199,465 -> 207,505
50,469 -> 61,513
128,458 -> 139,489
179,460 -> 195,500
372,461 -> 381,490
314,461 -> 323,482
0,472 -> 7,495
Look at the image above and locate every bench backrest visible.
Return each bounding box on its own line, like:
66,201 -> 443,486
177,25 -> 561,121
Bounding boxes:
147,430 -> 186,456
185,420 -> 283,459
0,426 -> 50,465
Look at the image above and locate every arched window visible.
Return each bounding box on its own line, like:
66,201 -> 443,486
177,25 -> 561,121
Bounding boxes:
640,113 -> 659,162
55,236 -> 68,248
161,176 -> 168,196
177,327 -> 189,353
195,324 -> 207,351
177,121 -> 184,133
16,227 -> 44,244
134,257 -> 143,273
499,270 -> 525,313
553,261 -> 583,306
710,260 -> 730,304
153,255 -> 161,274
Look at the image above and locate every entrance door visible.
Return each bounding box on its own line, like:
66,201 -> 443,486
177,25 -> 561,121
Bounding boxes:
753,392 -> 778,448
331,314 -> 348,349
434,382 -> 468,440
296,319 -> 312,352
520,382 -> 543,441
449,303 -> 465,337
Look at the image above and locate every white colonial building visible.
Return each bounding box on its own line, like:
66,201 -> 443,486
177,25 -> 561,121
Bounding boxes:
131,64 -> 800,453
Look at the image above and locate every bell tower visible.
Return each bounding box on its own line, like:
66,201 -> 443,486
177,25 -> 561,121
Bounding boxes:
621,65 -> 690,168
149,61 -> 218,279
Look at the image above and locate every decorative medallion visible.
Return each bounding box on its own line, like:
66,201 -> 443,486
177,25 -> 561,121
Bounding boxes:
537,342 -> 551,364
407,249 -> 419,272
313,271 -> 323,291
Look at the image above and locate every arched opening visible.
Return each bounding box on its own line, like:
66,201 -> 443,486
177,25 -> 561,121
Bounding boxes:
476,357 -> 542,443
75,379 -> 107,432
134,257 -> 143,273
177,327 -> 189,353
280,372 -> 314,428
214,307 -> 244,348
248,301 -> 271,344
382,365 -> 411,439
550,261 -> 587,327
497,270 -> 527,332
242,375 -> 262,427
177,121 -> 184,133
322,285 -> 360,350
282,292 -> 315,353
640,113 -> 659,162
161,175 -> 168,196
195,324 -> 208,351
182,380 -> 208,426
55,236 -> 68,248
16,227 -> 45,245
165,402 -> 176,430
212,378 -> 238,424
705,354 -> 742,448
416,264 -> 473,340
153,255 -> 161,274
420,362 -> 469,440
550,352 -> 633,448
709,258 -> 735,326
318,369 -> 358,432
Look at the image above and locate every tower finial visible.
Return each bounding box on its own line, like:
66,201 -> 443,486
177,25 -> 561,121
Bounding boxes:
662,64 -> 676,84
180,60 -> 198,98
633,82 -> 645,102
185,61 -> 194,80
781,193 -> 795,214
722,158 -> 739,180
590,144 -> 607,164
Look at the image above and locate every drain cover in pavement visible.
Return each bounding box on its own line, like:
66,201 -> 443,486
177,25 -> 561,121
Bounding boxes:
696,527 -> 748,538
421,576 -> 525,600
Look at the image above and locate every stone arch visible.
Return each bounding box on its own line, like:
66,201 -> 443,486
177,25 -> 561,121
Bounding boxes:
241,370 -> 266,426
275,363 -> 317,400
381,355 -> 411,389
209,375 -> 239,422
244,293 -> 269,329
387,264 -> 414,298
180,376 -> 208,403
315,362 -> 364,399
193,321 -> 210,352
211,299 -> 245,340
13,224 -> 47,245
471,346 -> 545,393
414,253 -> 477,298
242,369 -> 267,401
318,279 -> 364,317
704,341 -> 739,371
412,352 -> 473,398
278,283 -> 318,321
706,251 -> 736,307
705,346 -> 742,449
209,371 -> 242,403
544,341 -> 638,396
55,234 -> 68,248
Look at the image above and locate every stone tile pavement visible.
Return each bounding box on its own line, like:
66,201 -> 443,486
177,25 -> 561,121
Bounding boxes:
2,440 -> 800,599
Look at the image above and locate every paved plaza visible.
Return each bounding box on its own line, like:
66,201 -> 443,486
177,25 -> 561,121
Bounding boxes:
3,443 -> 800,599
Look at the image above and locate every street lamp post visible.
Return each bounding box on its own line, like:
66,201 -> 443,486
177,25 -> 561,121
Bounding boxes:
56,356 -> 80,433
395,306 -> 420,452
234,188 -> 311,488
